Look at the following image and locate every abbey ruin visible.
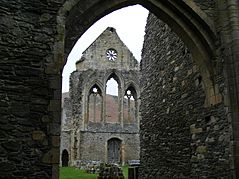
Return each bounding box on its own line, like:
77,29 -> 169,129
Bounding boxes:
60,27 -> 140,167
1,0 -> 239,179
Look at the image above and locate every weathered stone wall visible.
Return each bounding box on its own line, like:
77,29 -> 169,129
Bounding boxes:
60,93 -> 71,166
193,0 -> 216,17
0,1 -> 62,178
76,27 -> 138,71
139,13 -> 230,178
69,68 -> 140,130
79,132 -> 140,163
62,27 -> 141,166
1,0 -> 239,178
68,69 -> 140,165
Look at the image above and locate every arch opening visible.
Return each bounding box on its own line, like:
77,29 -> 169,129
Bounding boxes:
58,0 -> 218,107
57,1 -> 223,179
88,85 -> 103,123
106,74 -> 120,123
124,87 -> 137,123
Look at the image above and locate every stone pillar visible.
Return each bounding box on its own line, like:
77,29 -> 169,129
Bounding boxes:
119,87 -> 124,126
217,0 -> 239,177
226,1 -> 239,177
103,86 -> 106,124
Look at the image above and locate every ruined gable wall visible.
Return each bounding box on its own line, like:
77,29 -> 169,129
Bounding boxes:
69,67 -> 140,164
76,27 -> 138,71
139,13 -> 230,178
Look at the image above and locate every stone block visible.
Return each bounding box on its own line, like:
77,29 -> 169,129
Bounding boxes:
2,140 -> 21,152
190,125 -> 203,134
52,164 -> 59,179
41,115 -> 51,123
32,130 -> 46,141
48,99 -> 61,112
51,148 -> 60,164
196,146 -> 207,154
52,136 -> 60,147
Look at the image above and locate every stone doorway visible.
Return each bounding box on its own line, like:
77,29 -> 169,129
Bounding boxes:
107,138 -> 122,164
62,149 -> 69,167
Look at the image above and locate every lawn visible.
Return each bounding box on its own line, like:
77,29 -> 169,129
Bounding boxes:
60,166 -> 128,179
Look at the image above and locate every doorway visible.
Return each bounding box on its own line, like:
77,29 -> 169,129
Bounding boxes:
62,149 -> 69,167
107,138 -> 122,164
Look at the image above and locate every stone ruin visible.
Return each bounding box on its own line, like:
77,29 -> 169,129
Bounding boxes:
60,27 -> 140,168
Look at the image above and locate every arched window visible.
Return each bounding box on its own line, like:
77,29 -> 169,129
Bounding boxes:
106,74 -> 120,123
124,86 -> 137,123
88,85 -> 102,123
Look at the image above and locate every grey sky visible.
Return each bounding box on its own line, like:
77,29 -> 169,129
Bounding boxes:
62,5 -> 149,93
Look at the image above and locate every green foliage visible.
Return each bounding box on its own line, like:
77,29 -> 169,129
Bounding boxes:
60,166 -> 128,179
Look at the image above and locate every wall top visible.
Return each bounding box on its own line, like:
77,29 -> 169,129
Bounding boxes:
75,27 -> 139,71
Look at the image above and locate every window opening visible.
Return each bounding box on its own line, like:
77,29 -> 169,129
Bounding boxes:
88,86 -> 102,123
124,88 -> 136,123
106,77 -> 119,123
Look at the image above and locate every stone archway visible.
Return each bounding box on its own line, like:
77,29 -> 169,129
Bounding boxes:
56,0 -> 220,112
2,0 -> 239,179
53,1 -> 239,178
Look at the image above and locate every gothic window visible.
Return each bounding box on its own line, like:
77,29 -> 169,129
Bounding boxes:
123,87 -> 137,123
88,85 -> 102,123
106,74 -> 120,123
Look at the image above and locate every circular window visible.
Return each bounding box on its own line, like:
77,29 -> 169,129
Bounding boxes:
106,49 -> 117,61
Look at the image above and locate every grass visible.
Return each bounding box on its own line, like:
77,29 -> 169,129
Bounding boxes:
60,166 -> 128,179
60,167 -> 97,179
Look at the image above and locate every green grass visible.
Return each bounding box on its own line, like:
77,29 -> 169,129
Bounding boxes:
60,166 -> 128,179
60,167 -> 97,179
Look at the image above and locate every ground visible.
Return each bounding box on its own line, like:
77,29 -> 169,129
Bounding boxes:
60,166 -> 128,179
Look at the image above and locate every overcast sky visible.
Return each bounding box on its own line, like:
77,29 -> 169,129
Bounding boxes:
62,5 -> 149,93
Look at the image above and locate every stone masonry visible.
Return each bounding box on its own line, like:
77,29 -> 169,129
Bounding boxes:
139,13 -> 230,179
1,0 -> 239,178
60,27 -> 140,166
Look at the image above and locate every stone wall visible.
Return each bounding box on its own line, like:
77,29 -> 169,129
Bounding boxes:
68,69 -> 140,165
193,0 -> 216,17
139,13 -> 230,178
70,68 -> 140,127
79,132 -> 140,163
0,1 -> 62,178
1,0 -> 239,178
60,93 -> 71,166
62,27 -> 141,166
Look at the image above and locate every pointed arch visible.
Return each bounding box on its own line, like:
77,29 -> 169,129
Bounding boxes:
53,0 -> 228,178
124,84 -> 139,124
87,83 -> 103,123
55,0 -> 219,108
104,71 -> 123,88
105,72 -> 121,123
86,80 -> 104,96
124,82 -> 140,100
